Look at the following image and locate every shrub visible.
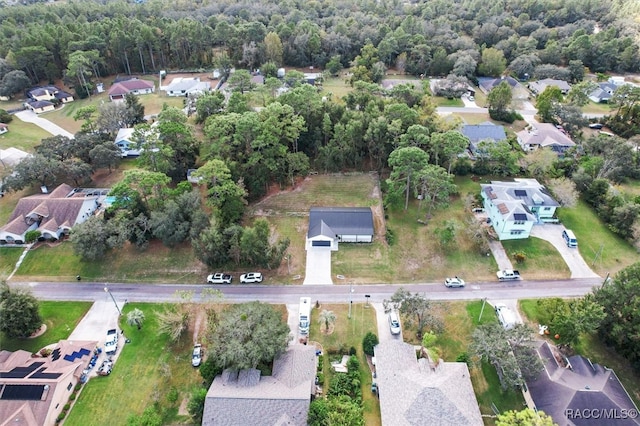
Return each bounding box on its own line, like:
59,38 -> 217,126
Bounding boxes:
39,348 -> 52,357
456,352 -> 471,365
512,251 -> 527,263
0,109 -> 12,124
25,230 -> 41,244
316,372 -> 324,385
362,332 -> 379,356
166,386 -> 179,404
69,393 -> 76,401
63,404 -> 70,411
317,354 -> 324,370
385,228 -> 396,245
349,346 -> 357,356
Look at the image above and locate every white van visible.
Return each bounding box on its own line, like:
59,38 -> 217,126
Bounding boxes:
562,229 -> 578,248
388,311 -> 401,335
495,304 -> 517,330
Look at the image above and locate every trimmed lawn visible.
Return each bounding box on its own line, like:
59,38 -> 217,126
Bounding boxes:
321,76 -> 355,101
0,247 -> 22,276
14,240 -> 206,283
502,237 -> 570,280
557,200 -> 638,275
0,117 -> 51,151
309,303 -> 380,426
434,97 -> 464,107
0,301 -> 91,353
65,303 -> 202,426
582,102 -> 612,114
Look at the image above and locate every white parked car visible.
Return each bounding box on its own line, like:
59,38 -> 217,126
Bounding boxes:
240,272 -> 263,283
192,344 -> 202,367
444,277 -> 465,288
207,273 -> 233,284
388,311 -> 401,335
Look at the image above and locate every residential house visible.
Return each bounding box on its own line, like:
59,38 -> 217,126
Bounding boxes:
108,79 -> 155,101
27,86 -> 73,104
202,345 -> 317,426
0,340 -> 98,426
0,123 -> 7,135
529,78 -> 571,95
460,122 -> 507,155
589,82 -> 618,103
374,340 -> 483,426
114,128 -> 142,157
163,77 -> 211,97
527,341 -> 640,426
26,100 -> 55,114
306,207 -> 374,250
477,76 -> 519,94
0,147 -> 28,168
0,183 -> 99,244
516,123 -> 575,154
480,179 -> 559,240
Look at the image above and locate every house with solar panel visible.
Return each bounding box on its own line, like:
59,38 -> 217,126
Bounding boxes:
0,340 -> 97,426
480,179 -> 560,240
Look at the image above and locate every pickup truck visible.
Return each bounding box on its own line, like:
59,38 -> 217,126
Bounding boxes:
497,269 -> 521,281
105,328 -> 118,355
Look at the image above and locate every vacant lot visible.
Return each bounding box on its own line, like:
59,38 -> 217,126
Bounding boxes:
0,117 -> 51,152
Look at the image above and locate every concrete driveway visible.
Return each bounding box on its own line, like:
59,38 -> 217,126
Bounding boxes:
15,110 -> 75,138
372,303 -> 403,343
530,224 -> 600,279
303,248 -> 333,285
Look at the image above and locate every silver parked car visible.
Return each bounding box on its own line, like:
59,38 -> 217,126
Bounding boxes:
444,276 -> 465,288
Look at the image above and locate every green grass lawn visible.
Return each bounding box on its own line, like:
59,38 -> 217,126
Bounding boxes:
13,239 -> 206,283
582,102 -> 612,114
65,302 -> 202,426
501,237 -> 571,280
320,76 -> 354,101
557,200 -> 638,275
434,97 -> 464,107
0,247 -> 23,276
0,116 -> 52,151
309,303 -> 380,426
0,301 -> 91,352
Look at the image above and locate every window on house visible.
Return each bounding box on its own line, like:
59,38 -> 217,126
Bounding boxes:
510,230 -> 523,235
514,221 -> 525,225
543,207 -> 551,211
67,382 -> 73,391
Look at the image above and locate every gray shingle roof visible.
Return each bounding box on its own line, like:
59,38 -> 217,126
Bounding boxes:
307,207 -> 373,238
374,341 -> 483,426
460,123 -> 507,149
203,345 -> 317,426
528,341 -> 640,426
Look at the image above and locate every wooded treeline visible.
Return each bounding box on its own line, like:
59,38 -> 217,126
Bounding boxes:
0,0 -> 639,85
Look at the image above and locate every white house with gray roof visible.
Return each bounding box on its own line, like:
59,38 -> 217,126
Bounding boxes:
516,123 -> 575,154
202,345 -> 317,426
480,179 -> 560,240
374,340 -> 483,426
306,207 -> 374,249
163,77 -> 211,97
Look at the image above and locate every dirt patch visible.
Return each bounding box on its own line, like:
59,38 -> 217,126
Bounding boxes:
192,307 -> 206,343
177,396 -> 190,416
319,324 -> 335,335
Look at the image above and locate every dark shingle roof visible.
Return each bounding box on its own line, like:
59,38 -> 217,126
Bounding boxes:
460,123 -> 507,144
307,207 -> 373,238
528,341 -> 640,426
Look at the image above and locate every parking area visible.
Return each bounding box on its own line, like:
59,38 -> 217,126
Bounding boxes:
530,224 -> 600,279
372,303 -> 403,343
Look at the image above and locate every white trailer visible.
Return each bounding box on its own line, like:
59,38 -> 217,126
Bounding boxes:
299,297 -> 311,335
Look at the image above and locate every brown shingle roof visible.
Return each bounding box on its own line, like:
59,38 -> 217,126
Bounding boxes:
108,79 -> 154,96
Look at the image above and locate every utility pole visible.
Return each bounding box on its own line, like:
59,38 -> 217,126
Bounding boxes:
348,281 -> 354,319
104,286 -> 122,316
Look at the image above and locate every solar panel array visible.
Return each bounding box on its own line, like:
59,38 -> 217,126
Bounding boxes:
0,384 -> 45,400
0,362 -> 44,379
514,213 -> 528,221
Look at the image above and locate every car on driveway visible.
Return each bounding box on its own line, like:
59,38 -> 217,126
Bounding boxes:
98,359 -> 113,376
192,344 -> 202,367
240,272 -> 263,283
444,277 -> 465,288
207,273 -> 232,284
388,311 -> 401,335
589,123 -> 604,129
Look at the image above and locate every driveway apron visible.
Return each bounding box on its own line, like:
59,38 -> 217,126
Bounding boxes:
15,110 -> 75,139
303,248 -> 333,285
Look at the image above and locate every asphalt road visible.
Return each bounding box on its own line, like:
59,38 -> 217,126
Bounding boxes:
16,277 -> 605,305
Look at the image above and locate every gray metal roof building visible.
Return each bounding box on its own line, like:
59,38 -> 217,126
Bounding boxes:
307,207 -> 374,243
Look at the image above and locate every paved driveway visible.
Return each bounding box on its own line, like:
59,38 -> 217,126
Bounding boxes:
372,302 -> 403,343
530,224 -> 600,279
15,110 -> 75,138
303,248 -> 333,285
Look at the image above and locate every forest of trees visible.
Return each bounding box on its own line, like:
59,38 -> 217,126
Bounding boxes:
0,0 -> 639,98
